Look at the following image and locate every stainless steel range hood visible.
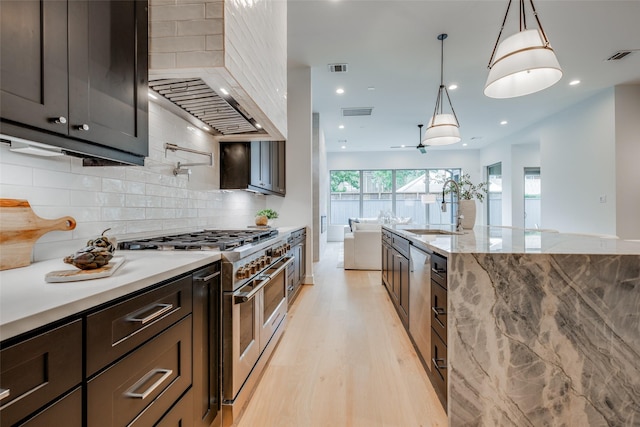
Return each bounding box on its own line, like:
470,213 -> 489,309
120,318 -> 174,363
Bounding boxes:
149,78 -> 266,137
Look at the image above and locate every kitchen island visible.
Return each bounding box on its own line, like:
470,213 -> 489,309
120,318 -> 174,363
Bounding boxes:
385,225 -> 640,426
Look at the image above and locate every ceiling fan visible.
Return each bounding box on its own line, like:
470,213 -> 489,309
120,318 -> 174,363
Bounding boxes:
390,124 -> 427,153
416,124 -> 426,154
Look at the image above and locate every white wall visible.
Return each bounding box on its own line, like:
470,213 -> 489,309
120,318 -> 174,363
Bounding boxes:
615,85 -> 640,239
267,66 -> 314,283
540,89 -> 617,235
312,113 -> 328,261
0,101 -> 266,263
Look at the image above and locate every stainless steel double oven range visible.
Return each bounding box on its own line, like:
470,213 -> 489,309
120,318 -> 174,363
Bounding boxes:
120,228 -> 293,427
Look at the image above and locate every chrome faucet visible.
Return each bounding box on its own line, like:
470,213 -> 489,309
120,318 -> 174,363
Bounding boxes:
441,179 -> 464,231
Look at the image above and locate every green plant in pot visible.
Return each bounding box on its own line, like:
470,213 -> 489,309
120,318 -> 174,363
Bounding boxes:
444,173 -> 487,229
255,209 -> 279,227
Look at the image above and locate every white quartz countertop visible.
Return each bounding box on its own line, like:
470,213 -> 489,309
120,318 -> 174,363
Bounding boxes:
0,250 -> 220,341
385,224 -> 640,256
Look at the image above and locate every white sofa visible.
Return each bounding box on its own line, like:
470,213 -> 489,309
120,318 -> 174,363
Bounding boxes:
343,223 -> 382,270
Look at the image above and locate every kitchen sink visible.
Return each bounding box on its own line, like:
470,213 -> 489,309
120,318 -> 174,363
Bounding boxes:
404,228 -> 463,236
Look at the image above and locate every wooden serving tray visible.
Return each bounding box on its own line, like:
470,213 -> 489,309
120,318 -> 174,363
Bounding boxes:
45,257 -> 125,283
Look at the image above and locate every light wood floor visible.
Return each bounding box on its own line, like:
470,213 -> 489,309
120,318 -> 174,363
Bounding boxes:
236,242 -> 447,427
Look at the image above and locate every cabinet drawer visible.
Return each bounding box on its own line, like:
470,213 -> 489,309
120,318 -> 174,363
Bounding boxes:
431,328 -> 448,404
430,252 -> 447,288
87,316 -> 192,427
0,320 -> 82,427
153,389 -> 194,427
19,387 -> 82,427
431,281 -> 447,343
86,275 -> 192,376
391,234 -> 410,258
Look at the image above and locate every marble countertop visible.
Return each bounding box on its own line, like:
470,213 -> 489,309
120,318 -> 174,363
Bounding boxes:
384,224 -> 640,256
0,250 -> 220,341
0,225 -> 306,342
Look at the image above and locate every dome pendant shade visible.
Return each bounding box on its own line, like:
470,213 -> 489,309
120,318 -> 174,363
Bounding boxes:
423,114 -> 461,146
484,29 -> 562,98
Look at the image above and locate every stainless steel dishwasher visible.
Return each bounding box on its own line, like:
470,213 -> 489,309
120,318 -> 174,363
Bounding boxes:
409,245 -> 432,370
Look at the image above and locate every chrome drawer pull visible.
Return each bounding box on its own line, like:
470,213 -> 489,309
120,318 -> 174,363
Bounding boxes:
125,368 -> 173,399
432,358 -> 447,370
194,271 -> 220,282
0,388 -> 10,400
128,303 -> 173,324
432,306 -> 447,316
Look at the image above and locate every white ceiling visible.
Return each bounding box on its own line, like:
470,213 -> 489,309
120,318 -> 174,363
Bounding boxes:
287,1 -> 640,153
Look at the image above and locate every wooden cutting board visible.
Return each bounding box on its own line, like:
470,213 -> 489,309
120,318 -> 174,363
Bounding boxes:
45,257 -> 125,283
0,199 -> 76,271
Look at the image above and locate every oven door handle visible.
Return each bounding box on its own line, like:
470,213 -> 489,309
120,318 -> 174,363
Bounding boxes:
234,276 -> 270,304
265,256 -> 294,280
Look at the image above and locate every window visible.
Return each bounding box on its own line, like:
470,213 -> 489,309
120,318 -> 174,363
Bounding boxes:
487,163 -> 502,225
329,168 -> 461,225
330,170 -> 360,225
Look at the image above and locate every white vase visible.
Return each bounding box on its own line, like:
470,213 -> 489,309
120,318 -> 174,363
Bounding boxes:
459,199 -> 476,229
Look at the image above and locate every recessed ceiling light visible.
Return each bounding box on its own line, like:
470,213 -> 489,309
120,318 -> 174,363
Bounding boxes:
569,80 -> 581,86
500,120 -> 508,125
400,145 -> 406,148
341,145 -> 346,149
448,84 -> 458,90
336,88 -> 345,94
220,88 -> 229,95
339,125 -> 344,129
367,86 -> 376,91
148,91 -> 158,100
462,143 -> 468,147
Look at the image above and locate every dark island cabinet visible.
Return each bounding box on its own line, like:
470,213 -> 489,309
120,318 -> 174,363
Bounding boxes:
381,229 -> 410,329
0,0 -> 148,165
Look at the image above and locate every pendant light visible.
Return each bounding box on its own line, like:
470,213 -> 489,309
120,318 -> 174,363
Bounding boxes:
423,33 -> 461,146
484,0 -> 562,99
416,124 -> 426,154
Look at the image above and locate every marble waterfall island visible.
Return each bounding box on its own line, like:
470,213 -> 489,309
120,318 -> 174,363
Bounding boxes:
448,252 -> 640,426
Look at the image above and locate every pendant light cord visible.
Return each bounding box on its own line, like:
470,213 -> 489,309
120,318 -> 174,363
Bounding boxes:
488,0 -> 552,68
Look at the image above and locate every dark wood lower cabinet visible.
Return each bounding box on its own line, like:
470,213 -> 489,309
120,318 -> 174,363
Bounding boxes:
88,316 -> 192,427
1,262 -> 223,427
20,387 -> 82,427
0,320 -> 82,427
382,229 -> 410,329
156,390 -> 194,427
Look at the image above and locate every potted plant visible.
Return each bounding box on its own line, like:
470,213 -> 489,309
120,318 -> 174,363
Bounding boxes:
255,209 -> 279,227
444,173 -> 487,229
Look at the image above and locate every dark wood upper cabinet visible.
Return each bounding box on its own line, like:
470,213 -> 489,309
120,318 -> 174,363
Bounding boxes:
0,1 -> 69,135
0,0 -> 148,165
220,140 -> 286,196
251,141 -> 274,191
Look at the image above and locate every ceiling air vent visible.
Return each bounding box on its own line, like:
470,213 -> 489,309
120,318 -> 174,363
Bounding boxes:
606,50 -> 634,61
341,107 -> 373,117
328,63 -> 348,73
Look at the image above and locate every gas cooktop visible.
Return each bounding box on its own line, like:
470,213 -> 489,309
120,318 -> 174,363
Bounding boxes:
118,228 -> 279,251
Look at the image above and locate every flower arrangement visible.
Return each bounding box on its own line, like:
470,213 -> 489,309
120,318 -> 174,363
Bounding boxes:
256,209 -> 279,219
444,173 -> 488,202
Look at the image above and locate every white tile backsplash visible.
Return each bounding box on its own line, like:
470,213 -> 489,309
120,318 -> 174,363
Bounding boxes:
0,101 -> 266,264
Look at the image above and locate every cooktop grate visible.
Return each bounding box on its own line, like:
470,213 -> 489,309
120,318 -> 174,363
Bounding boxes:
119,229 -> 279,251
